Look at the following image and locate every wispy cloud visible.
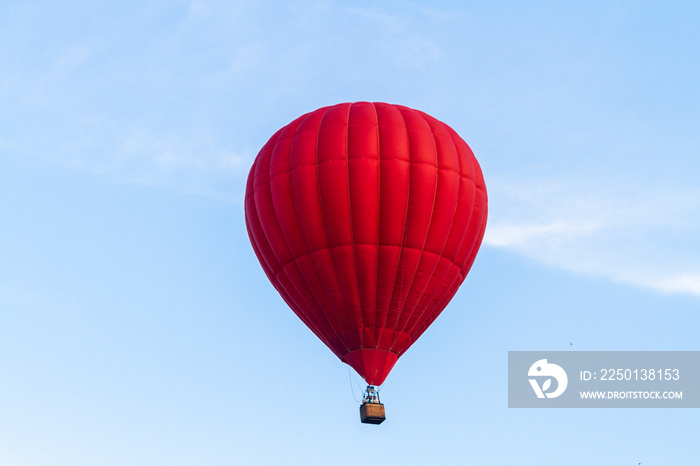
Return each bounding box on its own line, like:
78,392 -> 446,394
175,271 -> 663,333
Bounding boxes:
0,1 -> 459,199
121,131 -> 251,174
484,177 -> 700,296
0,1 -> 262,199
485,220 -> 600,248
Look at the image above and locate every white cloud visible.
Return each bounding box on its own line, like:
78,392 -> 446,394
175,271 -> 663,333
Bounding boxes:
121,131 -> 251,174
485,221 -> 599,248
484,177 -> 700,297
650,274 -> 700,295
0,2 -> 260,199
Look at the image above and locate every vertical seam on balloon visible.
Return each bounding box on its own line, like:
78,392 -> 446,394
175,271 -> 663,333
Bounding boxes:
464,197 -> 487,269
289,112 -> 347,349
468,210 -> 487,275
397,116 -> 451,343
346,102 -> 365,346
246,195 -> 275,283
389,106 -> 413,351
245,165 -> 272,276
430,179 -> 473,314
431,129 -> 483,318
371,102 -> 381,350
288,109 -> 350,356
412,141 -> 478,339
390,109 -> 440,352
263,125 -> 328,341
382,105 -> 412,353
402,118 -> 466,344
458,198 -> 487,280
251,147 -> 322,337
250,146 -> 284,277
314,105 -> 354,357
266,142 -> 328,340
248,145 -> 279,275
456,134 -> 487,279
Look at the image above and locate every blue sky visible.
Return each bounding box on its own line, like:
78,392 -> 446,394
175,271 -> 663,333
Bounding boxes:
1,1 -> 699,465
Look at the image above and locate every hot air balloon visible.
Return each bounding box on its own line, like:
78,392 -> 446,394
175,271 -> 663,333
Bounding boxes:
245,102 -> 487,424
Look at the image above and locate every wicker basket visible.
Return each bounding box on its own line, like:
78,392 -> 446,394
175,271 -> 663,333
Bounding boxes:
359,403 -> 386,424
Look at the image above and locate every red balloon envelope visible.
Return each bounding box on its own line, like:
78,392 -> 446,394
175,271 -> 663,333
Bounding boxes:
245,102 -> 487,386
